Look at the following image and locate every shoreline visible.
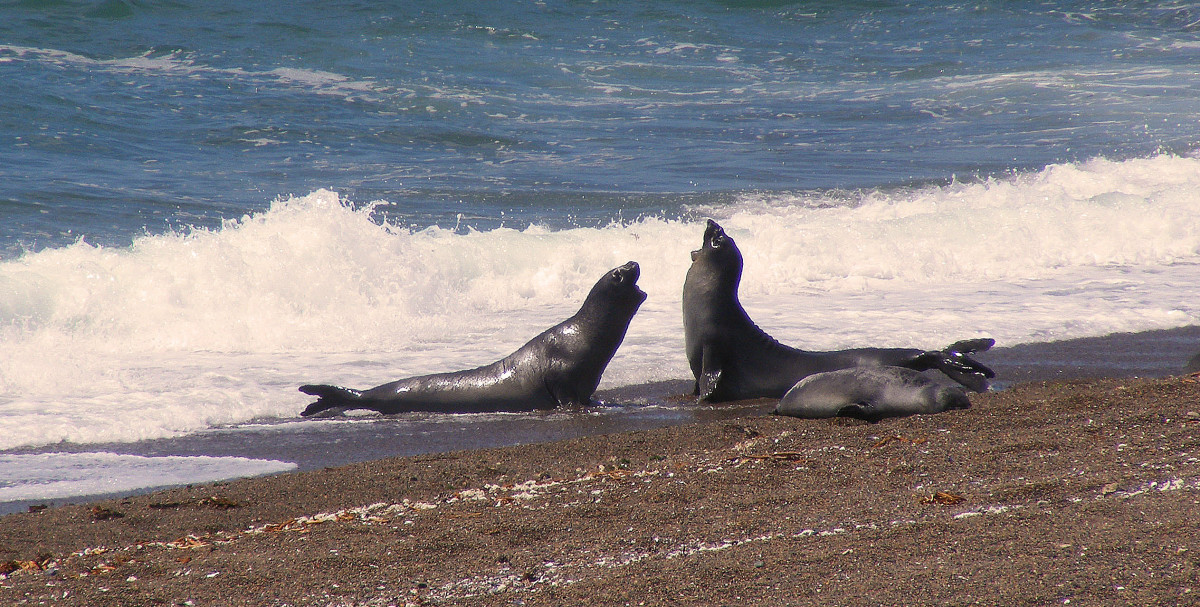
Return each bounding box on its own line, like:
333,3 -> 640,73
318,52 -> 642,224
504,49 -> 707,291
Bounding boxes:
3,372 -> 1199,604
3,325 -> 1200,517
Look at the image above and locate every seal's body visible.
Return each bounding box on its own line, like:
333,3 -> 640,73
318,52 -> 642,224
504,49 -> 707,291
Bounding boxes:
300,262 -> 646,416
776,366 -> 970,421
682,220 -> 993,402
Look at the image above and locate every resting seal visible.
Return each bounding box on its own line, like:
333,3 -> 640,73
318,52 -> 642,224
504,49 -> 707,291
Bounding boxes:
299,261 -> 647,416
682,220 -> 994,402
775,366 -> 970,422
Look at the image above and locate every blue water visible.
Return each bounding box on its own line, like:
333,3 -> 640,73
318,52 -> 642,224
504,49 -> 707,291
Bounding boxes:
3,1 -> 1198,256
5,2 -> 1200,509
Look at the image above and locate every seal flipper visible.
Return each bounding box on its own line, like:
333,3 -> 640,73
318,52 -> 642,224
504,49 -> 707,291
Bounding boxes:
299,384 -> 364,417
836,402 -> 874,421
944,338 -> 995,356
932,338 -> 996,393
697,345 -> 724,401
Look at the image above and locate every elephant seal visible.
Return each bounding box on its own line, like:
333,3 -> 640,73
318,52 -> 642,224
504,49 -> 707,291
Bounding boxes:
299,261 -> 647,416
775,366 -> 970,422
682,219 -> 994,402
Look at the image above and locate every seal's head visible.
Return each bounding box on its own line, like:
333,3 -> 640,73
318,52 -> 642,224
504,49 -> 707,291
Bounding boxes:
689,219 -> 743,285
583,261 -> 647,318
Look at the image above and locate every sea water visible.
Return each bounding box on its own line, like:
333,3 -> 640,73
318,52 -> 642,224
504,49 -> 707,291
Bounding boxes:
3,2 -> 1200,507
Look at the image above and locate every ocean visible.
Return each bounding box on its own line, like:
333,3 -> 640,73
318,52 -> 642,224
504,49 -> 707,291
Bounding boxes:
3,1 -> 1200,511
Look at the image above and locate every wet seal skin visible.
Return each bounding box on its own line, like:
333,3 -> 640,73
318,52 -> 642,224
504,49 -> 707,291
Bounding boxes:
682,219 -> 994,402
775,366 -> 970,422
300,262 -> 647,416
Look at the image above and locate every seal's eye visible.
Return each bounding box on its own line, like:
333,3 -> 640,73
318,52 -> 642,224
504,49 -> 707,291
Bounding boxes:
711,233 -> 725,248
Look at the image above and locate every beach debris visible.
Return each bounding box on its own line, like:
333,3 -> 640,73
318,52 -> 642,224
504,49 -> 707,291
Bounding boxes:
88,563 -> 118,575
0,558 -> 49,576
0,554 -> 57,579
164,535 -> 213,550
918,491 -> 967,505
27,504 -> 47,513
86,554 -> 133,576
872,435 -> 927,449
198,496 -> 242,510
1098,477 -> 1200,500
450,488 -> 489,502
89,506 -> 124,521
953,504 -> 1019,519
253,516 -> 338,534
588,466 -> 631,481
728,451 -> 806,463
246,503 -> 407,535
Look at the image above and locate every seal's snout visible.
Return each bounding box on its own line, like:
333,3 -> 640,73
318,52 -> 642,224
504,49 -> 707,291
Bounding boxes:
612,260 -> 640,284
622,260 -> 641,283
615,261 -> 647,302
702,219 -> 728,250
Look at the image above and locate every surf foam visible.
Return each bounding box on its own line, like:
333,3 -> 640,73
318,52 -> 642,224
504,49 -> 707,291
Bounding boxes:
3,153 -> 1200,450
0,453 -> 296,504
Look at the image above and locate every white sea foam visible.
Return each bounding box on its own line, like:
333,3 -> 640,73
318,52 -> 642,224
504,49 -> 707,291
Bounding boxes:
0,453 -> 296,503
3,153 -> 1200,450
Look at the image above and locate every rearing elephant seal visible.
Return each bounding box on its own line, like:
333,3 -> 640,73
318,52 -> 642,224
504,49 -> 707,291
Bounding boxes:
300,261 -> 647,416
682,220 -> 994,402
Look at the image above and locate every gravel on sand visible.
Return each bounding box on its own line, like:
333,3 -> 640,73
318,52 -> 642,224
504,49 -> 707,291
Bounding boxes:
3,375 -> 1200,605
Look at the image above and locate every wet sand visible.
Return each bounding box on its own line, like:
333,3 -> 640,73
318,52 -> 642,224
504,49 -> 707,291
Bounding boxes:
9,324 -> 1200,478
3,327 -> 1200,605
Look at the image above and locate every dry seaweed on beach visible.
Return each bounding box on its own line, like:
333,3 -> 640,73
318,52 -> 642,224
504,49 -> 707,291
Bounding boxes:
3,375 -> 1200,606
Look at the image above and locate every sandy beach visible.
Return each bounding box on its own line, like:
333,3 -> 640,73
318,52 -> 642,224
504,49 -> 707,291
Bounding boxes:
4,346 -> 1200,605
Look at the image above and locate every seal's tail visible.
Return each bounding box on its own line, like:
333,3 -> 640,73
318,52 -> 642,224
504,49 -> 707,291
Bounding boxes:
299,384 -> 363,417
932,338 -> 996,393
